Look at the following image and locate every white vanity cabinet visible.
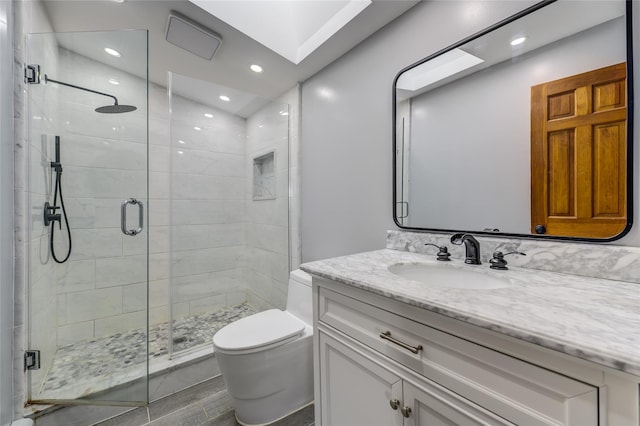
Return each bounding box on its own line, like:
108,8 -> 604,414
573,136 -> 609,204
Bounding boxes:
312,276 -> 638,426
319,330 -> 512,425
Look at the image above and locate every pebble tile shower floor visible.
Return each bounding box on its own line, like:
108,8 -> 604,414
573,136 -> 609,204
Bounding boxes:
39,303 -> 256,399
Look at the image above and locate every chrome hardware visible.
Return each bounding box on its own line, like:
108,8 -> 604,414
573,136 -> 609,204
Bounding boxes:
25,64 -> 41,84
389,399 -> 400,410
380,331 -> 423,354
121,198 -> 144,236
24,350 -> 40,371
401,406 -> 412,418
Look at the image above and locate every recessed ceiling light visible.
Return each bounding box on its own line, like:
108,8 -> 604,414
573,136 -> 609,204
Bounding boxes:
194,126 -> 201,131
177,150 -> 184,155
108,78 -> 120,85
105,47 -> 121,57
510,36 -> 528,46
250,64 -> 263,73
219,95 -> 230,102
204,113 -> 213,118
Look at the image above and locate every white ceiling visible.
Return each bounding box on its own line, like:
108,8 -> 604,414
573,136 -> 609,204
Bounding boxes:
41,0 -> 419,105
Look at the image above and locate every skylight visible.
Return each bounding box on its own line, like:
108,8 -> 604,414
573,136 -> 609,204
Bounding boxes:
188,0 -> 372,64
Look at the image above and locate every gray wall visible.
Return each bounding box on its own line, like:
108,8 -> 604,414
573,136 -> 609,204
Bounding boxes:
0,0 -> 13,423
301,0 -> 640,262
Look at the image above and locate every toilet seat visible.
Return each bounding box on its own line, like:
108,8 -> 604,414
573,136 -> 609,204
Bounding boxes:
213,309 -> 305,354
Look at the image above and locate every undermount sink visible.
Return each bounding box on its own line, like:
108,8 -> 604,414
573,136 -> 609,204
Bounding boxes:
388,262 -> 510,290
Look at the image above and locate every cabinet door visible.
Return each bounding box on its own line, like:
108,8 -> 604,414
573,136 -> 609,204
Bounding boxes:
403,380 -> 514,426
319,330 -> 404,426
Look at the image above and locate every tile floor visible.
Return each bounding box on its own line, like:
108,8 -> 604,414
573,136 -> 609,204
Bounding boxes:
96,376 -> 314,426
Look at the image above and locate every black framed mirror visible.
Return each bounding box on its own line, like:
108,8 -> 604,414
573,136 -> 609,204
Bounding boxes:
393,0 -> 634,241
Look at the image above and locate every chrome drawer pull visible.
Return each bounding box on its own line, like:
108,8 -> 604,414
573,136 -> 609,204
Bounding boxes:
380,331 -> 423,354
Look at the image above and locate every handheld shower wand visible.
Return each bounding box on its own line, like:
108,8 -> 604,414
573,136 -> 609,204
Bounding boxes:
44,136 -> 72,263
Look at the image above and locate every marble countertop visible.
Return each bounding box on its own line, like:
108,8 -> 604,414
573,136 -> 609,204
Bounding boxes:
300,249 -> 640,377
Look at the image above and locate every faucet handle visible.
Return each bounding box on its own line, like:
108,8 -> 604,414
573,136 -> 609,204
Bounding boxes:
450,233 -> 465,244
424,243 -> 451,261
490,251 -> 526,270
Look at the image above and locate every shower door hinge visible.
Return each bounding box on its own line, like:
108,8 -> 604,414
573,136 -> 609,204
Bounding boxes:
24,350 -> 40,371
25,64 -> 41,84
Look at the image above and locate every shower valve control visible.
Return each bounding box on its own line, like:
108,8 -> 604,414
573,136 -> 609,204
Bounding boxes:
44,202 -> 61,228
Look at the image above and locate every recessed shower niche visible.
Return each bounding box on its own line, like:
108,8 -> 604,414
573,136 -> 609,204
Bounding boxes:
253,150 -> 276,201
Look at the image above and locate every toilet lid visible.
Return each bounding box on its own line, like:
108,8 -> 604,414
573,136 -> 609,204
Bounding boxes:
213,309 -> 305,352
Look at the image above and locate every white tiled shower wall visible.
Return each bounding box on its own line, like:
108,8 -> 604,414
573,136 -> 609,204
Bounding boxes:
49,46 -> 148,347
246,101 -> 291,310
168,87 -> 249,322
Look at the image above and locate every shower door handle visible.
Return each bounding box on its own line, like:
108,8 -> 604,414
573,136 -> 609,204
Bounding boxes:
121,198 -> 144,236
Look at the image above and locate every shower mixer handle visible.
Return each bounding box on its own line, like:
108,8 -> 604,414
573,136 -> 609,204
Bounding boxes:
121,198 -> 144,236
44,202 -> 61,229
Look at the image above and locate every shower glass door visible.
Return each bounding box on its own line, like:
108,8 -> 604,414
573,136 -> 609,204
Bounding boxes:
167,73 -> 291,358
26,30 -> 149,405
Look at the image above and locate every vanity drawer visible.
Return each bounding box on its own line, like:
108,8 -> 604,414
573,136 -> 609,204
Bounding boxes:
318,286 -> 598,426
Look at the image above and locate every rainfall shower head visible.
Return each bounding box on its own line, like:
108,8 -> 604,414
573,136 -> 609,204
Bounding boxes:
95,104 -> 137,114
44,75 -> 137,114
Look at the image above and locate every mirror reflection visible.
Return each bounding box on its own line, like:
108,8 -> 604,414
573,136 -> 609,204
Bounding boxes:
394,0 -> 632,240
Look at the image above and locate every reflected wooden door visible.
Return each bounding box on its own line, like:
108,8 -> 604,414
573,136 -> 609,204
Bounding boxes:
530,62 -> 627,238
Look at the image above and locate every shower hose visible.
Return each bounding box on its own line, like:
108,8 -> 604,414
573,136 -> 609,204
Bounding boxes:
50,163 -> 72,263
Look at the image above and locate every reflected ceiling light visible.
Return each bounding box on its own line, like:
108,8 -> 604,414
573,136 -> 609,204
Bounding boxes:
104,47 -> 121,57
178,140 -> 185,144
250,64 -> 263,73
194,126 -> 201,131
510,36 -> 528,46
219,95 -> 230,102
108,78 -> 120,85
317,87 -> 335,100
395,48 -> 484,92
177,150 -> 184,155
279,110 -> 289,116
204,113 -> 213,118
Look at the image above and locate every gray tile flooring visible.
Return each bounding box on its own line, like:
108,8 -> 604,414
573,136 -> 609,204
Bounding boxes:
34,374 -> 314,426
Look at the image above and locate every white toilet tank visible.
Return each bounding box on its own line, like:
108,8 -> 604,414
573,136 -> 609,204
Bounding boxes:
286,269 -> 312,325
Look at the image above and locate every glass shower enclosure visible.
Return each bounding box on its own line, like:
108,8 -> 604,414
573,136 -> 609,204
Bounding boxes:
26,30 -> 149,405
24,30 -> 293,409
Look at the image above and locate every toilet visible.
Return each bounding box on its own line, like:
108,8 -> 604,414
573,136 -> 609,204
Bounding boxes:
212,269 -> 313,426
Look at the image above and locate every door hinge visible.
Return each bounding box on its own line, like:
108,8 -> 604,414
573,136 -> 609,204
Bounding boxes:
24,350 -> 40,371
25,64 -> 41,84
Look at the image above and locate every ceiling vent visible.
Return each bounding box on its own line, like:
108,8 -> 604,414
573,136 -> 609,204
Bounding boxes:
166,12 -> 222,60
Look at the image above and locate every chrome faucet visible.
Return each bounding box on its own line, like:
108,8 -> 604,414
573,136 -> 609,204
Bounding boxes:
450,233 -> 481,265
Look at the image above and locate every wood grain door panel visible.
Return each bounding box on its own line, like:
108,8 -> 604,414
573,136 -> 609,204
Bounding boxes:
531,63 -> 627,237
